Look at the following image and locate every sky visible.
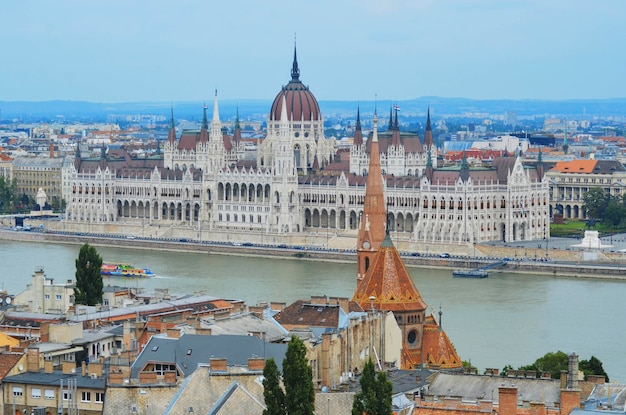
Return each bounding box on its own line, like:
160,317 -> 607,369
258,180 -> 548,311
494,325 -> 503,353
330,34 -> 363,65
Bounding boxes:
2,0 -> 625,103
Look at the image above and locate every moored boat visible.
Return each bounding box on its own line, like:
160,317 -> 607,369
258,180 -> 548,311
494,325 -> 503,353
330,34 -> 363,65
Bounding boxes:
452,269 -> 488,278
101,263 -> 155,278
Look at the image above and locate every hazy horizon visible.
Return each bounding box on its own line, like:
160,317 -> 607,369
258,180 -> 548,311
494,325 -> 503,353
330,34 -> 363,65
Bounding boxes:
2,1 -> 624,103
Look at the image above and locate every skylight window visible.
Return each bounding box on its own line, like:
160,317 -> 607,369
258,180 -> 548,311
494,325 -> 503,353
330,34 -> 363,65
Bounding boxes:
151,346 -> 159,352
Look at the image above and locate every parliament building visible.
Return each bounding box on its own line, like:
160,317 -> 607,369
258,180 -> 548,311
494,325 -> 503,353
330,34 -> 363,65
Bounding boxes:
63,46 -> 550,250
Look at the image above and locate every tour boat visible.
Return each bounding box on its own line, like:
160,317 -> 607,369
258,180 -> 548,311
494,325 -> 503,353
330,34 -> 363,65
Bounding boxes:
101,263 -> 155,278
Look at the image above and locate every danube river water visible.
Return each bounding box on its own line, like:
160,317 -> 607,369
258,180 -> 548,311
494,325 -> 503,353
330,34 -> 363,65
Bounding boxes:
1,240 -> 624,381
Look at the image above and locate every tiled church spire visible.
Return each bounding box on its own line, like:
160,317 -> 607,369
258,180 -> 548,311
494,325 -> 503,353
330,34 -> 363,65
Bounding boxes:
356,112 -> 387,281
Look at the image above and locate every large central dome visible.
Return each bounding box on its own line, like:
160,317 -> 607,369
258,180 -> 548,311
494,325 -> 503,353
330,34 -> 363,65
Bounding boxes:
270,46 -> 321,122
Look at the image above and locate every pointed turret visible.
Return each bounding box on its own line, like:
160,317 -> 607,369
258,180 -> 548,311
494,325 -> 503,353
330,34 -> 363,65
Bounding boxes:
391,106 -> 401,147
167,107 -> 176,144
232,106 -> 242,145
210,89 -> 222,141
356,113 -> 387,281
199,103 -> 209,143
388,106 -> 394,130
424,108 -> 434,147
353,106 -> 363,146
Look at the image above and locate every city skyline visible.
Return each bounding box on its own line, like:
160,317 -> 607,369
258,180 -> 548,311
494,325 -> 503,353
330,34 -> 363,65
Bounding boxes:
2,0 -> 625,103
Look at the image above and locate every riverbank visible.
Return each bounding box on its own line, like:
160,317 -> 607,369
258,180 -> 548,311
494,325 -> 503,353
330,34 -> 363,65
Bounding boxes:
2,229 -> 626,281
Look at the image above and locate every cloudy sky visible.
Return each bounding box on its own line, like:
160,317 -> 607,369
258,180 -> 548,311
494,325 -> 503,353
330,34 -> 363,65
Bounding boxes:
2,0 -> 624,102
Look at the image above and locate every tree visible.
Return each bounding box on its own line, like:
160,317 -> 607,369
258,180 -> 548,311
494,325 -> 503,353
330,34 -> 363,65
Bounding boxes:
74,244 -> 103,306
507,351 -> 609,381
583,187 -> 609,220
263,358 -> 286,415
352,359 -> 393,415
580,356 -> 609,382
518,351 -> 568,379
283,335 -> 314,415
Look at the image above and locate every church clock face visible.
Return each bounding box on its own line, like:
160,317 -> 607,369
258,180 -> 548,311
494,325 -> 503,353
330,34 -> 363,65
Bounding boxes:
362,241 -> 371,249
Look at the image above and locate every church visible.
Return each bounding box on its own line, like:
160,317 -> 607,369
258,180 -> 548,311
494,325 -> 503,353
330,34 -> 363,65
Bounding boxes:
351,113 -> 461,370
63,44 -> 549,249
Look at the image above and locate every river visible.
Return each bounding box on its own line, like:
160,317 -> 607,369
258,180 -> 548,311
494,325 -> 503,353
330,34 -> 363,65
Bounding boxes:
1,240 -> 624,382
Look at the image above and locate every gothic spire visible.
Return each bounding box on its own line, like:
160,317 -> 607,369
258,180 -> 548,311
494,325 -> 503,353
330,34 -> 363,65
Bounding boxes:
291,40 -> 300,82
353,106 -> 363,146
199,103 -> 209,143
388,106 -> 393,130
424,107 -> 434,147
167,107 -> 177,144
356,113 -> 387,281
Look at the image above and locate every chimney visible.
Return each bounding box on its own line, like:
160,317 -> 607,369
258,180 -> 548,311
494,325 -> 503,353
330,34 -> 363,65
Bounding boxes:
49,143 -> 55,158
44,360 -> 54,373
498,385 -> 518,415
40,322 -> 50,343
62,361 -> 75,374
166,328 -> 181,339
248,358 -> 265,371
332,297 -> 350,313
270,302 -> 286,311
530,402 -> 546,415
249,306 -> 265,320
560,389 -> 581,415
26,348 -> 40,372
567,353 -> 579,390
81,361 -> 87,376
587,375 -> 605,384
89,362 -> 103,377
310,295 -> 327,305
210,358 -> 227,371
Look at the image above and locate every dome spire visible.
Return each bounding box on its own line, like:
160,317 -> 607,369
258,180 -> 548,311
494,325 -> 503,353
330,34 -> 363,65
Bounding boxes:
291,36 -> 300,82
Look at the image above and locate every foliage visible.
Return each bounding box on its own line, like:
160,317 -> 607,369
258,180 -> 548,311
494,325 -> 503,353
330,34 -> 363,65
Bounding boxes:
352,359 -> 393,415
518,351 -> 568,379
283,335 -> 315,415
263,358 -> 286,415
504,351 -> 609,381
0,176 -> 20,213
580,356 -> 609,382
583,187 -> 610,219
74,244 -> 103,306
462,360 -> 477,373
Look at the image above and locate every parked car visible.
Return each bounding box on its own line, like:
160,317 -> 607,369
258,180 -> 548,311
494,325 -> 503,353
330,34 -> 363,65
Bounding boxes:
439,253 -> 450,258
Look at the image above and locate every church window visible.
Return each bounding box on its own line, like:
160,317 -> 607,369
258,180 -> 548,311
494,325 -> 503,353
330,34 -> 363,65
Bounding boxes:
407,330 -> 417,344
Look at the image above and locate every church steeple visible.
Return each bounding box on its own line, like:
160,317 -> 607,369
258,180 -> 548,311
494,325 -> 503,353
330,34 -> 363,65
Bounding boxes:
356,112 -> 387,281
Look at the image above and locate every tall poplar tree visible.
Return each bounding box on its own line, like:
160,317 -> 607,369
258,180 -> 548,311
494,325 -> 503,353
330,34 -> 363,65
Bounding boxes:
283,335 -> 315,415
263,358 -> 286,415
352,359 -> 393,415
74,243 -> 103,305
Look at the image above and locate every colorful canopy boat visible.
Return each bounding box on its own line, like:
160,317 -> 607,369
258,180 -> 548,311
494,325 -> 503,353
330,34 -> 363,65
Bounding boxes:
101,263 -> 155,278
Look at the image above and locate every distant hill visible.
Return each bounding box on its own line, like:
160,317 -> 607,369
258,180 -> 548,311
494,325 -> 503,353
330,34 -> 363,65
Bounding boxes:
1,97 -> 625,123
